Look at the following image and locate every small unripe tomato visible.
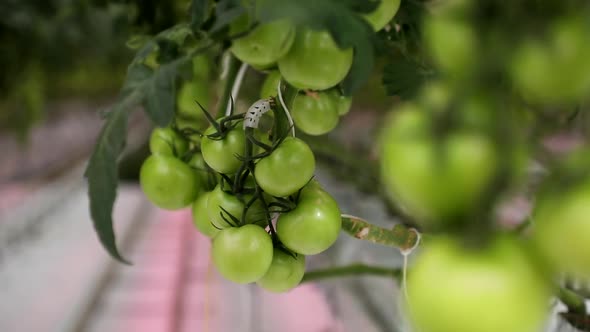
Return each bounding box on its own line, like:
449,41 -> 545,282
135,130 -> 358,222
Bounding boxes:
257,249 -> 306,292
278,28 -> 353,90
291,91 -> 339,136
212,224 -> 274,284
407,237 -> 550,332
140,155 -> 202,210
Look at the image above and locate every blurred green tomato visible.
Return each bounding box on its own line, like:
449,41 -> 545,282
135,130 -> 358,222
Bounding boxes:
511,17 -> 590,104
423,16 -> 477,79
231,19 -> 295,68
407,237 -> 550,332
534,179 -> 590,277
380,104 -> 498,227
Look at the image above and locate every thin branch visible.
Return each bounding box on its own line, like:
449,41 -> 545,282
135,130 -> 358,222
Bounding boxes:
302,263 -> 401,283
216,53 -> 241,118
559,286 -> 587,314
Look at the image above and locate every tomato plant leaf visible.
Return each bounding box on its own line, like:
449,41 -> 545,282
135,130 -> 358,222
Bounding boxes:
85,93 -> 142,264
144,64 -> 176,127
382,58 -> 434,99
190,0 -> 210,30
209,0 -> 245,34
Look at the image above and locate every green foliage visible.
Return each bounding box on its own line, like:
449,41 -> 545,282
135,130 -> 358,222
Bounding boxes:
85,96 -> 135,264
86,21 -> 213,260
382,58 -> 434,99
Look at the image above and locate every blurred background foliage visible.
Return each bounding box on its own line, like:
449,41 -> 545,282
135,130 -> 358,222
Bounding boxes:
0,0 -> 201,140
0,0 -> 399,142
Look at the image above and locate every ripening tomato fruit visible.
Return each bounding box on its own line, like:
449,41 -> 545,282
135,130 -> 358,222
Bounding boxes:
140,155 -> 202,210
201,124 -> 246,174
407,237 -> 550,332
212,224 -> 274,283
231,19 -> 295,68
191,191 -> 219,238
328,88 -> 352,116
187,153 -> 209,179
291,91 -> 339,136
278,28 -> 353,90
176,80 -> 210,124
206,185 -> 266,229
149,127 -> 189,157
511,17 -> 590,105
257,249 -> 306,292
362,0 -> 401,31
423,16 -> 477,79
533,177 -> 590,278
254,137 -> 315,197
276,181 -> 341,255
380,104 -> 498,227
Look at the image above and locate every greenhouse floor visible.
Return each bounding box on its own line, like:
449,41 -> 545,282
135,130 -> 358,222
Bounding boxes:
0,165 -> 343,332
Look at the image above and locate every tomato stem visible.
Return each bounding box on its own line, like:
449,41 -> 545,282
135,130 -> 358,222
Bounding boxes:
341,214 -> 421,252
301,263 -> 401,283
216,53 -> 241,119
558,286 -> 587,315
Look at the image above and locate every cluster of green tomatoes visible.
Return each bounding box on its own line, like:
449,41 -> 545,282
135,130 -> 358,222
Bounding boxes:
140,108 -> 344,291
140,100 -> 342,293
138,0 -> 402,291
228,0 -> 401,136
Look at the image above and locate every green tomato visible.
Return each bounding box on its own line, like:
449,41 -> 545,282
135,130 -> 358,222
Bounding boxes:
176,80 -> 210,122
362,0 -> 401,31
201,124 -> 246,174
191,192 -> 219,238
380,105 -> 498,227
187,153 -> 213,190
212,224 -> 274,283
407,237 -> 550,332
276,182 -> 341,255
230,19 -> 295,68
260,70 -> 282,99
254,137 -> 315,197
511,18 -> 590,104
257,249 -> 306,292
206,185 -> 266,229
291,91 -> 340,136
533,179 -> 590,277
149,127 -> 189,157
192,54 -> 211,81
278,28 -> 353,90
140,155 -> 202,210
328,89 -> 352,116
423,16 -> 477,79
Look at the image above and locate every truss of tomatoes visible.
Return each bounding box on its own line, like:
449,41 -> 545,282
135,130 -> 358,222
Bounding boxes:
140,104 -> 342,292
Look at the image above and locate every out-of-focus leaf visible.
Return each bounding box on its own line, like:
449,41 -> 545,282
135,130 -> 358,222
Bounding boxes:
191,0 -> 210,30
382,58 -> 433,99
